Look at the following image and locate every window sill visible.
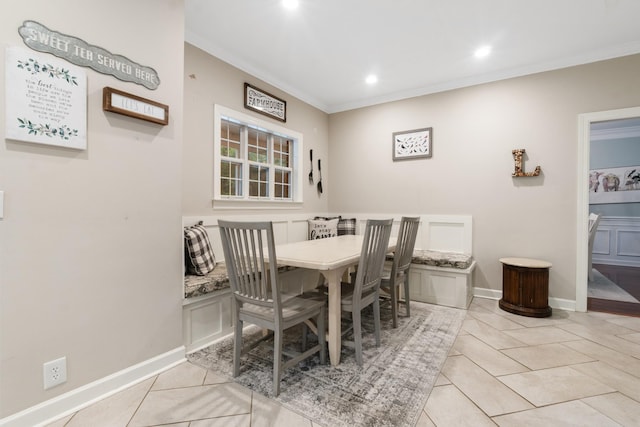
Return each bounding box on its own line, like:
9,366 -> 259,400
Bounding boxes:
211,199 -> 303,210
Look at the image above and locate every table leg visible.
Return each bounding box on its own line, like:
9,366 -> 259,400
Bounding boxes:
321,267 -> 347,366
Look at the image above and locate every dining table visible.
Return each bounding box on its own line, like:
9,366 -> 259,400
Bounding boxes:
274,234 -> 396,366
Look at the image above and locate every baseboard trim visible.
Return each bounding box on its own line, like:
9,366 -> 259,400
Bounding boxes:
473,288 -> 577,312
0,346 -> 185,427
473,287 -> 501,300
549,297 -> 576,312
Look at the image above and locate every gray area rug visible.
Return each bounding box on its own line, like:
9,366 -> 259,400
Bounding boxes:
588,268 -> 639,302
188,301 -> 466,427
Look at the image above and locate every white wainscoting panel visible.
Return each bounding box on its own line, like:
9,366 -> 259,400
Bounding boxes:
592,216 -> 640,267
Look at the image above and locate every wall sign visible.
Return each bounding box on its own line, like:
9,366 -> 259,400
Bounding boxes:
18,20 -> 160,90
5,46 -> 87,149
244,83 -> 286,122
103,87 -> 169,125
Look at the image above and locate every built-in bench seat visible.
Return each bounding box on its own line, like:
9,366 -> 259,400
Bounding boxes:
184,262 -> 298,299
403,215 -> 476,309
182,213 -> 475,353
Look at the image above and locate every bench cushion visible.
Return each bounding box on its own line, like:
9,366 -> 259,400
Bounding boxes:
184,262 -> 299,299
184,262 -> 231,298
411,250 -> 473,270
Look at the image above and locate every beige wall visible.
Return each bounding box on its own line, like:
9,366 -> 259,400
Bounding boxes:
182,43 -> 330,216
328,54 -> 640,301
0,0 -> 184,417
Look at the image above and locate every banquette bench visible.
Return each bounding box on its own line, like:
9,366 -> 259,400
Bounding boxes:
182,214 -> 475,353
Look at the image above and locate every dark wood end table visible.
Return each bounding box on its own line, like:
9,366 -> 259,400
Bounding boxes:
499,257 -> 552,318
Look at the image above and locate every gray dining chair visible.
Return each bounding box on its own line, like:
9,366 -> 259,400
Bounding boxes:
380,216 -> 420,328
218,220 -> 326,396
340,218 -> 393,366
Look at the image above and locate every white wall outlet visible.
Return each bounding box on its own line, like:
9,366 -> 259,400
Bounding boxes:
43,357 -> 67,390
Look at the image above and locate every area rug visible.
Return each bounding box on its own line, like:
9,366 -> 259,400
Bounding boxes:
188,301 -> 466,427
588,268 -> 639,303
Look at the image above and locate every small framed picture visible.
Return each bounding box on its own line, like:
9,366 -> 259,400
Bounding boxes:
392,127 -> 432,160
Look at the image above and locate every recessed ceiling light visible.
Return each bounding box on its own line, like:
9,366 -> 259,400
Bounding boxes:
282,0 -> 299,10
474,45 -> 492,58
365,74 -> 378,85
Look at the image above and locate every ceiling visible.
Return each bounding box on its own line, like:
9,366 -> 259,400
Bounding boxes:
185,0 -> 640,114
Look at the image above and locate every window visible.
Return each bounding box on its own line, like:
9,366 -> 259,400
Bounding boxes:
214,105 -> 303,207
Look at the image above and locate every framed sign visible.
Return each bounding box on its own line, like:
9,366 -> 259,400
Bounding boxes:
244,83 -> 286,122
102,87 -> 168,125
392,127 -> 432,161
5,46 -> 87,149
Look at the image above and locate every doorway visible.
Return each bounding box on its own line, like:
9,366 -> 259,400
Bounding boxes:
577,106 -> 640,314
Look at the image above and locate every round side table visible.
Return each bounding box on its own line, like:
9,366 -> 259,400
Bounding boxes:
499,257 -> 552,318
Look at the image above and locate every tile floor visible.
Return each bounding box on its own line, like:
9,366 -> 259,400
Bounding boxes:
44,298 -> 640,427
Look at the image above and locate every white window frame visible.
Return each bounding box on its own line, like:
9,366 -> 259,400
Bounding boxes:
213,104 -> 303,209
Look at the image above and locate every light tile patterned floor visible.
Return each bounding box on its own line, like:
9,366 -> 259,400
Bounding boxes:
45,298 -> 640,427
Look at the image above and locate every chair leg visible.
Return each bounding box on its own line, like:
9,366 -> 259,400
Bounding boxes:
390,282 -> 399,328
373,298 -> 381,347
273,328 -> 283,396
318,306 -> 326,364
353,310 -> 363,366
233,317 -> 243,378
301,322 -> 308,351
403,275 -> 411,318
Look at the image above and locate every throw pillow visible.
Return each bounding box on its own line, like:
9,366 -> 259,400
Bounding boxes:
184,221 -> 216,275
308,218 -> 339,240
337,217 -> 357,235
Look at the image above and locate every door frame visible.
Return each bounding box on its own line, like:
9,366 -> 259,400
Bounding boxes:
576,106 -> 640,311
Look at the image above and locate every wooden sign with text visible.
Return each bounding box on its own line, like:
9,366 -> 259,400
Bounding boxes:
103,87 -> 168,125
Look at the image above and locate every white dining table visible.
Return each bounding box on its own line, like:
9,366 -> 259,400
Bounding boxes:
275,235 -> 396,366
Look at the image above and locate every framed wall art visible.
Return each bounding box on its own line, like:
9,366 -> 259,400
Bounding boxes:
589,166 -> 640,204
5,45 -> 87,149
392,127 -> 432,160
244,83 -> 286,122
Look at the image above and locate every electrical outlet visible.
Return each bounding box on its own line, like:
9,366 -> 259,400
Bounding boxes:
43,357 -> 67,390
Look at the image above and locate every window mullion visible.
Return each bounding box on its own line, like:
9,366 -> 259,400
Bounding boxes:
242,125 -> 249,198
268,134 -> 274,201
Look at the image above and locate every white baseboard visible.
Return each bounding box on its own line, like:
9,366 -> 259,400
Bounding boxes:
473,287 -> 501,300
0,346 -> 185,427
473,287 -> 577,312
549,297 -> 576,312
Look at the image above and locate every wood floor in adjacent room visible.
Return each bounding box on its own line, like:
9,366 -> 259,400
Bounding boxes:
589,264 -> 640,318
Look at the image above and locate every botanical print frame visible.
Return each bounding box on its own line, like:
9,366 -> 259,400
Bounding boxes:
5,46 -> 87,149
589,166 -> 640,204
392,127 -> 432,160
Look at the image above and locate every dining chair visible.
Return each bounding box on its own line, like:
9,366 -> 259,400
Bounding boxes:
218,220 -> 326,396
380,216 -> 420,328
588,213 -> 602,281
340,218 -> 393,366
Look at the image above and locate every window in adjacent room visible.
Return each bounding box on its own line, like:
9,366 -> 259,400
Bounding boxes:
214,105 -> 303,207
